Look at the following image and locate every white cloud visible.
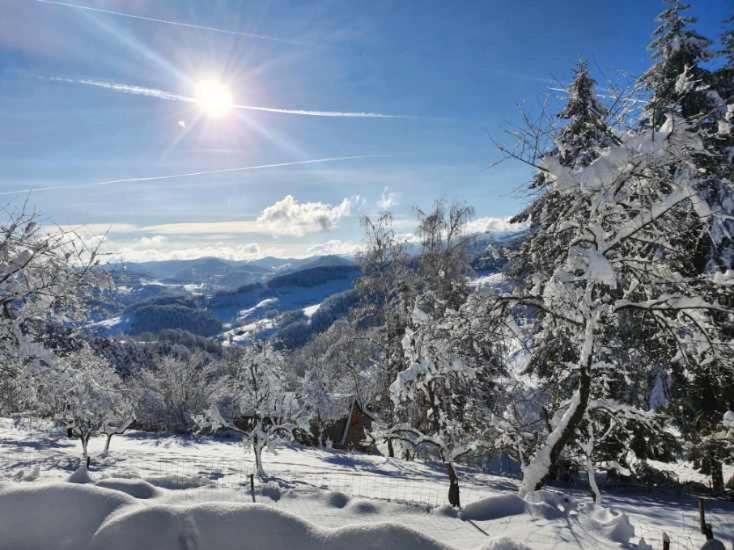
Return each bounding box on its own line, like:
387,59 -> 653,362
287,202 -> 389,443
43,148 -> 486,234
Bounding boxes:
395,232 -> 421,245
255,195 -> 356,236
463,217 -> 530,235
142,195 -> 358,237
104,238 -> 263,263
306,240 -> 364,257
137,235 -> 168,248
377,186 -> 401,210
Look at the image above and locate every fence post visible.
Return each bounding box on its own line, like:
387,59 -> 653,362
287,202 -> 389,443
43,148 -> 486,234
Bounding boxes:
249,474 -> 255,503
662,531 -> 670,550
699,497 -> 715,540
699,498 -> 706,533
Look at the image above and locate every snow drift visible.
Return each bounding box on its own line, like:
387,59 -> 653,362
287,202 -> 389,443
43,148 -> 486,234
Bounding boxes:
0,481 -> 451,550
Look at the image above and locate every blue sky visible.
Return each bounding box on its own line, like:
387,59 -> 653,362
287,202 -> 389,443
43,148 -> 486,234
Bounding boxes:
1,0 -> 731,261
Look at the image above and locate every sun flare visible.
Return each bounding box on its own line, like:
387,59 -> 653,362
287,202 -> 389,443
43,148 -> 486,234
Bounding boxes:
194,79 -> 233,118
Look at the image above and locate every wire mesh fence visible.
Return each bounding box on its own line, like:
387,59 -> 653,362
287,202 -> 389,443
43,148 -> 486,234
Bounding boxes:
632,507 -> 733,550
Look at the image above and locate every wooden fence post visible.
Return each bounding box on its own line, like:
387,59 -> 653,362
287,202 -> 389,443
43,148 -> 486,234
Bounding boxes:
662,531 -> 670,550
249,474 -> 255,503
699,497 -> 715,540
699,498 -> 706,533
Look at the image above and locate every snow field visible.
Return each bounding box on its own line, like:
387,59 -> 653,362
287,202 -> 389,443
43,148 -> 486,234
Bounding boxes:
0,420 -> 732,549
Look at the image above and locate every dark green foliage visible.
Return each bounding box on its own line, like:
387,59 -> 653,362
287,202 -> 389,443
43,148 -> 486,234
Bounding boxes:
639,0 -> 714,127
129,304 -> 222,337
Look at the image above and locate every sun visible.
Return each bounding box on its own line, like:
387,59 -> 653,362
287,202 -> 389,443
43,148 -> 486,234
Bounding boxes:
194,79 -> 234,118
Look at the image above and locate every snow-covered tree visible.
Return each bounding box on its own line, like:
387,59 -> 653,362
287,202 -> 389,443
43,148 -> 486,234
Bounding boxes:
556,61 -> 620,168
669,366 -> 734,493
0,209 -> 106,413
41,345 -> 132,460
636,4 -> 734,491
131,351 -> 219,433
355,214 -> 413,455
292,319 -> 382,448
494,112 -> 733,496
723,14 -> 734,64
638,0 -> 714,128
200,342 -> 302,479
717,15 -> 734,101
388,293 -> 503,506
300,365 -> 335,446
414,201 -> 475,310
511,62 -> 617,287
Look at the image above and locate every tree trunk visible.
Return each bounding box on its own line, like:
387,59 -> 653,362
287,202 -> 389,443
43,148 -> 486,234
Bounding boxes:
101,434 -> 113,458
520,316 -> 596,496
536,366 -> 592,490
446,462 -> 461,508
586,457 -> 601,504
387,438 -> 395,458
80,433 -> 90,458
711,459 -> 724,495
252,435 -> 266,480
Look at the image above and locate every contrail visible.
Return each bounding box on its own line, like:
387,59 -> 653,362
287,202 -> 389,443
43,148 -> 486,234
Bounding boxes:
36,0 -> 305,45
0,155 -> 393,197
48,77 -> 408,119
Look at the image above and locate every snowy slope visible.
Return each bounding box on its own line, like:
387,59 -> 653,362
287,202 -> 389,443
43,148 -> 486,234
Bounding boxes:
1,420 -> 731,550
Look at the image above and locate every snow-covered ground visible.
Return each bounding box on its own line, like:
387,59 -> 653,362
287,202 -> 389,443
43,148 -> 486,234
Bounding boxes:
0,419 -> 731,550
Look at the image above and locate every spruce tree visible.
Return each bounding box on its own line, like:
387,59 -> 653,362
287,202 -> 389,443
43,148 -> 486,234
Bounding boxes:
511,62 -> 617,286
639,1 -> 714,128
721,15 -> 734,73
556,61 -> 619,168
495,45 -> 733,492
638,3 -> 734,493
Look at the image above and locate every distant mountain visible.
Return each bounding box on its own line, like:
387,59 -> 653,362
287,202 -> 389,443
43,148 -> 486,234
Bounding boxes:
247,254 -> 355,275
109,255 -> 355,292
209,265 -> 360,323
247,257 -> 297,271
90,236 -> 523,348
89,262 -> 361,345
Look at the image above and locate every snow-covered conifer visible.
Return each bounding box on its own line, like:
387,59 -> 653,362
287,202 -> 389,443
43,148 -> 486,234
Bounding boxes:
557,61 -> 619,169
494,111 -> 733,496
639,0 -> 714,128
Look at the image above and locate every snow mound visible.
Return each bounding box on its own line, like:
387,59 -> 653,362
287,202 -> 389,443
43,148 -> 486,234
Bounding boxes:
0,482 -> 133,550
0,482 -> 452,550
460,490 -> 573,521
95,478 -> 159,499
479,538 -> 532,550
524,490 -> 576,519
460,494 -> 526,521
144,474 -> 212,490
577,503 -> 635,544
68,463 -> 92,484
